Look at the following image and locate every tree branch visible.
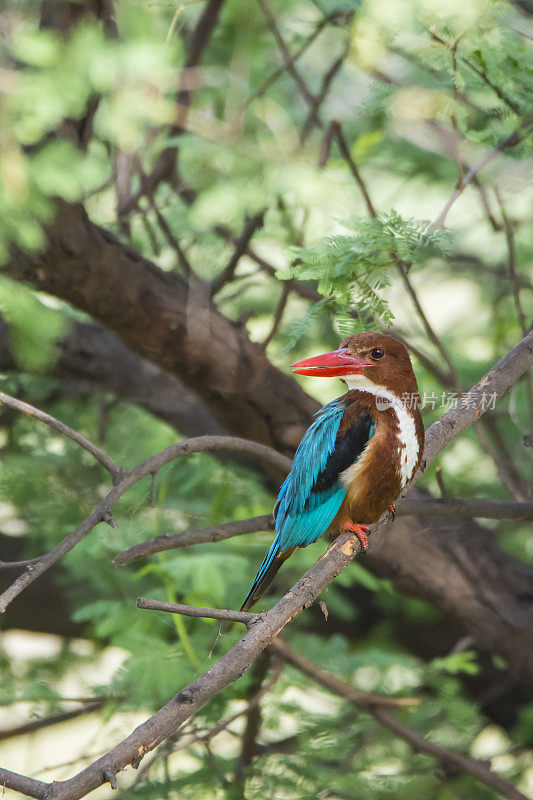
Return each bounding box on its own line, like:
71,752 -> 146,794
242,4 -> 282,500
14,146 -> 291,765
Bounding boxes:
233,651 -> 271,789
0,390 -> 124,483
428,124 -> 532,233
5,201 -> 319,457
300,43 -> 349,142
112,497 -> 533,567
0,700 -> 105,742
136,597 -> 255,625
271,639 -> 529,800
0,436 -> 291,611
1,330 -> 532,800
210,211 -> 265,296
244,14 -> 330,108
429,32 -> 521,116
0,315 -> 231,442
257,0 -> 317,110
326,120 -> 377,218
113,514 -> 275,565
120,0 -> 226,213
261,283 -> 290,348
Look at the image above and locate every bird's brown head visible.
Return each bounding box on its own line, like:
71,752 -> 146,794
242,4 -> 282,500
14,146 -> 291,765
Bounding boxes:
291,332 -> 419,397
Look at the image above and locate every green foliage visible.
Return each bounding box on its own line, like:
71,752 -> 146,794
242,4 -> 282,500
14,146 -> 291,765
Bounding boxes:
280,212 -> 449,345
0,0 -> 532,796
0,277 -> 67,370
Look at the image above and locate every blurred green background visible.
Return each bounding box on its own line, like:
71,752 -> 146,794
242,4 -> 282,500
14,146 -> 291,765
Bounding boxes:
0,0 -> 532,797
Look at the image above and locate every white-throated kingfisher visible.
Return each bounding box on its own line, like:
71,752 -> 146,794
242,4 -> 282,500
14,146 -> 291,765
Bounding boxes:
241,332 -> 424,611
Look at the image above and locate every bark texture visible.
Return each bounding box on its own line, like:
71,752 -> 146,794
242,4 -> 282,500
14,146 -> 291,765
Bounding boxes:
0,315 -> 227,439
366,498 -> 533,682
5,202 -> 317,456
3,201 -> 533,684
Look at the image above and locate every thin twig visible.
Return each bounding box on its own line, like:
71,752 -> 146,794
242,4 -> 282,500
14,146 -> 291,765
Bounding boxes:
494,188 -> 528,338
494,186 -> 533,459
327,120 -> 377,218
211,211 -> 265,295
213,224 -> 322,303
113,514 -> 275,565
262,284 -> 290,348
244,15 -> 330,109
300,43 -> 349,142
150,201 -> 196,278
471,175 -> 501,232
0,391 -> 124,484
395,265 -> 459,385
233,651 -> 271,787
137,597 -> 256,625
271,639 -> 529,800
0,701 -> 105,742
1,332 -> 532,800
120,0 -> 225,214
111,497 -> 533,567
428,124 -> 531,234
430,32 -> 521,116
257,0 -> 319,112
0,436 -> 291,611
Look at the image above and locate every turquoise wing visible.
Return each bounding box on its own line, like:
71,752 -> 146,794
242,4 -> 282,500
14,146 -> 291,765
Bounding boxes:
241,400 -> 376,611
275,399 -> 347,550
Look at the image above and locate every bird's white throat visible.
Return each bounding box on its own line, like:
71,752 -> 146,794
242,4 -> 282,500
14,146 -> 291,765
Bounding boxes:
342,374 -> 419,487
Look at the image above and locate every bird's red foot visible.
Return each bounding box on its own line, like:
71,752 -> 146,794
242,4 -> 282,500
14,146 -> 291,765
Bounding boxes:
388,502 -> 396,521
342,521 -> 369,551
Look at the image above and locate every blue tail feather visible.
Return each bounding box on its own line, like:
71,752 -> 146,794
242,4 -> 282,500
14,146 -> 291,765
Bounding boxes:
241,533 -> 288,611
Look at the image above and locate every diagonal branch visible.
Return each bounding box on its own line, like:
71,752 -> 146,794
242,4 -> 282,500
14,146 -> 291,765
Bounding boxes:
244,14 -> 330,108
0,436 -> 291,611
326,120 -> 377,218
428,123 -> 532,234
112,497 -> 533,566
257,0 -> 316,108
300,42 -> 349,142
0,390 -> 124,483
113,514 -> 275,565
271,639 -> 528,800
210,211 -> 265,296
1,330 -> 532,800
429,32 -> 521,116
120,0 -> 226,214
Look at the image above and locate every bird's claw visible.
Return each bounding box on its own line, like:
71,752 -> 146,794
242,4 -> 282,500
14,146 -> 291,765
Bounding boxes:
342,521 -> 369,552
388,502 -> 396,521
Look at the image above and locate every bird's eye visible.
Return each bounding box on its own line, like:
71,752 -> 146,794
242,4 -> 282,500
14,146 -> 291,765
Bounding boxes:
371,348 -> 384,360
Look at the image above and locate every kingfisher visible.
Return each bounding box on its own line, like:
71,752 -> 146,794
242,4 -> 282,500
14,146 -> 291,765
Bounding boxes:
241,332 -> 424,611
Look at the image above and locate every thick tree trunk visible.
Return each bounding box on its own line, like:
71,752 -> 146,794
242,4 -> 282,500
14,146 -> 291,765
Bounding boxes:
5,201 -> 317,457
0,315 -> 227,439
366,495 -> 533,683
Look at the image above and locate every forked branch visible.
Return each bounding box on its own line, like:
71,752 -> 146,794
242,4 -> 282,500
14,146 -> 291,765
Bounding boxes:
1,330 -> 532,800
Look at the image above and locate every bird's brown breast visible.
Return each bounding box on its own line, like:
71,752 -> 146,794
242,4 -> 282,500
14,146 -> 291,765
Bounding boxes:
334,391 -> 424,525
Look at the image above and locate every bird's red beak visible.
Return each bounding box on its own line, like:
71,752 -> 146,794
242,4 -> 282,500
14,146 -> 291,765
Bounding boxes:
291,348 -> 374,377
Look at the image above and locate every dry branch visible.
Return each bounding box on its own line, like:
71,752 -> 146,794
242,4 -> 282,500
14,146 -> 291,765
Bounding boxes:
0,390 -> 124,483
272,639 -> 529,800
0,436 -> 290,612
113,497 -> 533,566
136,597 -> 255,626
428,123 -> 532,233
1,329 -> 532,800
113,514 -> 275,565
